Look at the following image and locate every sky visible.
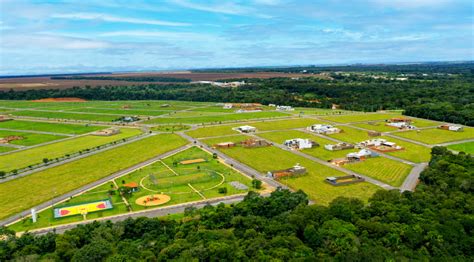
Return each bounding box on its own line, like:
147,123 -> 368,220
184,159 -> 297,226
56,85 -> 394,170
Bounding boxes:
0,0 -> 473,75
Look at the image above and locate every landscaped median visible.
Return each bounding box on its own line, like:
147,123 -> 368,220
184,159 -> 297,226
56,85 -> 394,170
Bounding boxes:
0,133 -> 188,220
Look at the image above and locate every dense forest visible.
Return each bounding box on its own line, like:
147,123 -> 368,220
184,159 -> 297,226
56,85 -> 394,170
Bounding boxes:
0,63 -> 472,125
0,147 -> 472,261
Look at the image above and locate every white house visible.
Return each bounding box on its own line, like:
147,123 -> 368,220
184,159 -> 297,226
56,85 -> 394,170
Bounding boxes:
356,138 -> 387,148
233,125 -> 257,133
308,124 -> 341,134
276,105 -> 294,111
346,149 -> 378,160
387,122 -> 416,129
284,138 -> 316,150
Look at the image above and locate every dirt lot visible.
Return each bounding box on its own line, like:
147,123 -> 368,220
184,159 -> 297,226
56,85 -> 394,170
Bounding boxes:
0,71 -> 323,91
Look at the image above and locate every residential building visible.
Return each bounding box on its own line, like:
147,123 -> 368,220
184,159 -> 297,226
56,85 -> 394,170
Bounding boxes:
284,138 -> 318,150
307,124 -> 341,134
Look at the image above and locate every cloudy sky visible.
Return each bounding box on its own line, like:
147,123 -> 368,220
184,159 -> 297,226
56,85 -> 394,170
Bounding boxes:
0,0 -> 472,75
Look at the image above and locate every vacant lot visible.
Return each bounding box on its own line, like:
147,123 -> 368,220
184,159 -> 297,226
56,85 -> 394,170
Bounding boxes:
0,120 -> 102,135
0,133 -> 188,220
447,142 -> 474,154
10,110 -> 121,122
65,108 -> 171,117
320,113 -> 401,123
0,128 -> 142,173
344,157 -> 412,187
203,136 -> 380,204
325,126 -> 373,143
144,111 -> 289,124
0,130 -> 66,146
393,127 -> 474,144
381,137 -> 432,163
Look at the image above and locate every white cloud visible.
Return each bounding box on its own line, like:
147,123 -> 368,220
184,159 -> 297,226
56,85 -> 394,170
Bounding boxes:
170,0 -> 272,18
99,30 -> 218,41
1,33 -> 110,49
51,12 -> 190,26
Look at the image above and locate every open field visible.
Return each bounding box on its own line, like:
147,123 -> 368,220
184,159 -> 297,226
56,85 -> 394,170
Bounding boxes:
0,128 -> 142,173
144,111 -> 290,124
344,157 -> 412,187
64,107 -> 171,116
381,137 -> 432,163
0,120 -> 103,134
325,126 -> 373,143
393,127 -> 474,144
202,135 -> 380,204
354,122 -> 402,132
320,113 -> 402,123
447,142 -> 474,154
186,118 -> 327,138
0,133 -> 188,220
0,147 -> 15,153
0,130 -> 66,146
9,110 -> 122,122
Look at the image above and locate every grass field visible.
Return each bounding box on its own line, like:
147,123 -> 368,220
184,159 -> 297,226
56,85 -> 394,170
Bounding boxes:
0,146 -> 15,153
144,111 -> 290,124
0,133 -> 188,220
0,120 -> 103,135
447,142 -> 474,154
0,128 -> 142,173
65,107 -> 171,116
353,122 -> 400,132
393,127 -> 474,144
325,126 -> 373,143
344,157 -> 412,187
186,118 -> 327,138
10,110 -> 122,122
381,137 -> 432,163
320,113 -> 401,123
0,130 -> 66,146
202,136 -> 381,204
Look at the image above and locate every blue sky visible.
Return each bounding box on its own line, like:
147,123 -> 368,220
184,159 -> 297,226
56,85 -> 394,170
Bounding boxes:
0,0 -> 472,75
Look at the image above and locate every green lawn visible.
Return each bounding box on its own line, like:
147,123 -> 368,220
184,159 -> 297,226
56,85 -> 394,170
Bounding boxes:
320,113 -> 401,123
0,120 -> 103,135
447,142 -> 474,154
353,122 -> 399,132
344,157 -> 412,187
393,127 -> 474,145
0,133 -> 188,220
381,137 -> 432,163
186,118 -> 327,139
144,111 -> 290,124
0,147 -> 15,153
0,128 -> 142,173
66,107 -> 170,116
202,136 -> 381,205
325,126 -> 373,143
0,130 -> 66,146
10,110 -> 122,122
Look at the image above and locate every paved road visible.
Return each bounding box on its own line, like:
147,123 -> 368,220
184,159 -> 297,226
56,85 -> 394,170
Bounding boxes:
0,133 -> 153,184
22,194 -> 248,236
0,127 -> 75,137
177,132 -> 288,190
439,138 -> 474,146
400,163 -> 427,192
0,143 -> 192,227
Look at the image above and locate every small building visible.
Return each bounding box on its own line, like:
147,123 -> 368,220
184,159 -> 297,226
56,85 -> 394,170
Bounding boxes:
386,122 -> 416,129
356,138 -> 387,148
276,105 -> 294,111
121,104 -> 131,109
346,149 -> 379,161
324,142 -> 354,151
368,131 -> 381,137
234,125 -> 257,133
325,175 -> 365,186
0,115 -> 12,122
160,104 -> 170,107
307,124 -> 341,134
123,182 -> 139,192
357,139 -> 403,152
438,124 -> 463,132
92,128 -> 120,136
284,138 -> 318,150
240,138 -> 271,148
214,142 -> 236,148
0,135 -> 24,144
389,118 -> 412,123
115,116 -> 140,123
223,103 -> 233,109
331,104 -> 340,110
267,163 -> 307,180
236,108 -> 263,113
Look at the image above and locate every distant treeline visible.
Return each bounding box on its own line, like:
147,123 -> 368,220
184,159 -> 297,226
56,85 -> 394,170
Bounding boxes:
1,64 -> 473,126
51,76 -> 192,83
0,147 -> 472,261
194,61 -> 474,74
